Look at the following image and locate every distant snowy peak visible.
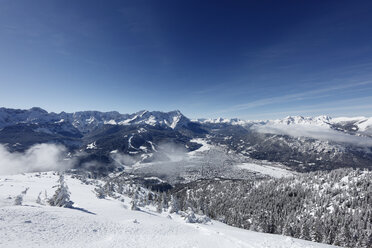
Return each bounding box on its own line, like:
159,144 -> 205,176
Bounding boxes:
118,110 -> 189,129
0,107 -> 52,127
194,115 -> 333,126
270,115 -> 332,126
194,117 -> 247,125
194,117 -> 229,124
259,115 -> 372,130
1,107 -> 371,134
0,107 -> 190,131
194,115 -> 372,136
196,115 -> 367,127
263,115 -> 372,134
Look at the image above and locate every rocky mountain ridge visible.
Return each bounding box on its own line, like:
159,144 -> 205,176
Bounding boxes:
1,107 -> 371,174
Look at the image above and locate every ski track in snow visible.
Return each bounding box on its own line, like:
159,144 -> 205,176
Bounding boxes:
0,172 -> 337,248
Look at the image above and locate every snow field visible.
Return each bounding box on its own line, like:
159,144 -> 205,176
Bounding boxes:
0,172 -> 338,248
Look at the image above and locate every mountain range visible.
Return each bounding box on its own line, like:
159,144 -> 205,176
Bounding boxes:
1,107 -> 372,175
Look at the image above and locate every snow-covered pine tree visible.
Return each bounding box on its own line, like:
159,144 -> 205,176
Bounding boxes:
131,198 -> 139,210
48,174 -> 74,208
156,194 -> 163,213
36,192 -> 42,205
94,185 -> 106,199
184,207 -> 197,223
169,195 -> 179,213
14,187 -> 29,206
337,224 -> 351,247
299,219 -> 310,240
131,188 -> 140,210
161,192 -> 168,211
282,220 -> 293,236
309,219 -> 323,243
14,194 -> 24,205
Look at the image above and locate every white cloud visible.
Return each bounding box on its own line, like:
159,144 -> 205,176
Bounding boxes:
0,144 -> 75,175
254,124 -> 372,147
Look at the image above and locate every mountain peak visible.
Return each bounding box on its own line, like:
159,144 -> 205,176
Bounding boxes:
0,107 -> 191,131
29,107 -> 48,114
272,115 -> 332,126
168,109 -> 182,115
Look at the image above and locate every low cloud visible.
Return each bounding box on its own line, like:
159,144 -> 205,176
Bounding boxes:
157,142 -> 188,162
111,153 -> 137,167
0,143 -> 75,175
109,142 -> 193,180
253,124 -> 372,147
111,142 -> 189,168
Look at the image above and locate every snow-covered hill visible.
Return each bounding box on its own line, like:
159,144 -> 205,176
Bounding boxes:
0,172 -> 338,248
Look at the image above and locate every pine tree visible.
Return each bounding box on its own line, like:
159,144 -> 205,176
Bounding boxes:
337,224 -> 351,247
169,195 -> 179,213
14,187 -> 29,206
94,185 -> 106,199
131,188 -> 140,210
48,174 -> 74,208
36,191 -> 42,205
282,220 -> 293,237
156,196 -> 163,213
161,192 -> 168,211
14,194 -> 24,205
131,198 -> 139,210
309,220 -> 323,243
299,220 -> 310,240
184,207 -> 197,223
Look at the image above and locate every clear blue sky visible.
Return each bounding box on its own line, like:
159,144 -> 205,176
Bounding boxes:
1,0 -> 372,119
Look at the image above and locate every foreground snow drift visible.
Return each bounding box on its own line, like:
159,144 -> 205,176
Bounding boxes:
0,172 -> 338,248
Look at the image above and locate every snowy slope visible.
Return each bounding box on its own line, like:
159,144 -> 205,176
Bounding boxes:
332,116 -> 372,134
0,172 -> 338,248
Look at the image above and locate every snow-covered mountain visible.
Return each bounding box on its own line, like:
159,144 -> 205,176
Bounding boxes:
195,115 -> 372,135
264,115 -> 372,137
0,107 -> 189,132
269,115 -> 332,126
1,107 -> 372,174
1,107 -> 371,136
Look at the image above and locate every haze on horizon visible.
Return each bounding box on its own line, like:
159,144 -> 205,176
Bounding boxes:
1,0 -> 372,120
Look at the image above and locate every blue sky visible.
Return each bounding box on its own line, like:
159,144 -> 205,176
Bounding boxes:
1,0 -> 372,119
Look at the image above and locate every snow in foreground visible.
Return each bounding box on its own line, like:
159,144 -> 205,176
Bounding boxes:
0,172 -> 338,248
